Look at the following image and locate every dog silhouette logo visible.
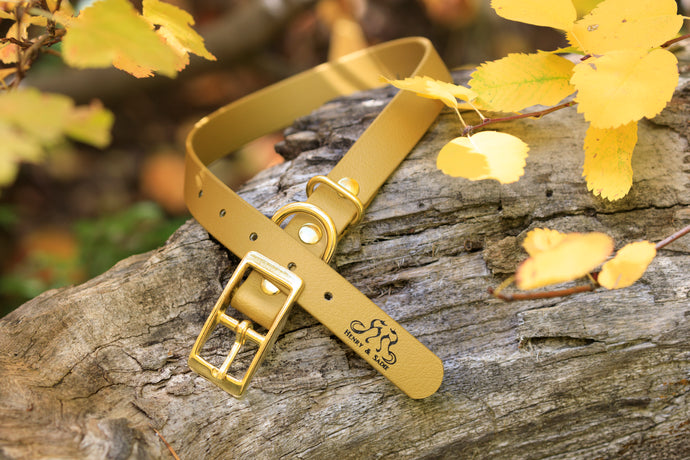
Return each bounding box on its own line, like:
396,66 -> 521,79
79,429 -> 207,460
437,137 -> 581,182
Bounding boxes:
349,319 -> 398,365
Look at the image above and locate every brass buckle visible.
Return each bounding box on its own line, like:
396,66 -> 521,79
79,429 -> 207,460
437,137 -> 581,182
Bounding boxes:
188,251 -> 303,397
189,175 -> 362,396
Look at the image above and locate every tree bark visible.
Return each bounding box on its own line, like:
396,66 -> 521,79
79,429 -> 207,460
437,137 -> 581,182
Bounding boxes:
1,70 -> 689,459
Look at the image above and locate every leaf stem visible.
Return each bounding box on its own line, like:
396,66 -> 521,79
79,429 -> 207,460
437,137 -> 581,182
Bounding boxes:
453,106 -> 467,129
462,100 -> 576,136
662,33 -> 690,49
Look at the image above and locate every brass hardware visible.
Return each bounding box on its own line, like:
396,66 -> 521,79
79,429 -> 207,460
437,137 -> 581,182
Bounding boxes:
258,200 -> 336,298
337,177 -> 360,196
271,202 -> 338,263
306,175 -> 364,226
261,279 -> 280,296
188,251 -> 304,397
298,222 -> 322,245
191,178 -> 366,395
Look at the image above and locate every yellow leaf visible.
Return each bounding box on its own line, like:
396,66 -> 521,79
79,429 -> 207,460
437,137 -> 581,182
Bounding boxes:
0,8 -> 53,64
64,101 -> 114,148
437,131 -> 528,184
0,88 -> 73,143
0,123 -> 44,189
142,0 -> 216,71
469,52 -> 575,112
384,76 -> 476,108
61,0 -> 179,78
522,228 -> 567,256
0,149 -> 21,188
568,0 -> 682,54
583,122 -> 637,200
0,122 -> 44,164
46,0 -> 60,12
0,89 -> 113,147
0,67 -> 16,87
1,22 -> 21,64
516,231 -> 614,290
491,0 -> 576,31
0,89 -> 114,190
571,48 -> 678,129
572,0 -> 604,17
47,0 -> 74,14
23,13 -> 48,27
598,241 -> 656,289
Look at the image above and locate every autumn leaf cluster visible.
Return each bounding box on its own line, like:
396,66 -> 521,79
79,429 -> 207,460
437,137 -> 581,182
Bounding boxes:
387,0 -> 685,294
0,0 -> 215,192
389,0 -> 685,201
514,228 -> 656,291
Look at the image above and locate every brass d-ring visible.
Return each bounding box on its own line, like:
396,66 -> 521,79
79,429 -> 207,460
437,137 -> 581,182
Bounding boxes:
306,175 -> 364,227
272,202 -> 338,262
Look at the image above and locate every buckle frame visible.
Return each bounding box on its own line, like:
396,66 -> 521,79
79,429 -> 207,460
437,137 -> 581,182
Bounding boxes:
188,251 -> 303,397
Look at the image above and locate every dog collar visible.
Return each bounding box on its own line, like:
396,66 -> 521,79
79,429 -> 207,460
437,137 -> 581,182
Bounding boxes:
185,37 -> 450,399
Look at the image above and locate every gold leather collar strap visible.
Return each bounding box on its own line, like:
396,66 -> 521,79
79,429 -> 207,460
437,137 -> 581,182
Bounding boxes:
185,37 -> 450,399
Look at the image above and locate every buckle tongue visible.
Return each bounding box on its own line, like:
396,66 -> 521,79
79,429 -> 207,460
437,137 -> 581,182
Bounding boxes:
188,251 -> 303,396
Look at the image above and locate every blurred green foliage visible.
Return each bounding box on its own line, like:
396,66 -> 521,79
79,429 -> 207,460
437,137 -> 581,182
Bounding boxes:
0,202 -> 187,316
74,201 -> 186,277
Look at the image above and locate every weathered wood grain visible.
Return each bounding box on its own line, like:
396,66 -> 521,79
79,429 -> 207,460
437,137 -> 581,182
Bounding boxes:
1,71 -> 689,459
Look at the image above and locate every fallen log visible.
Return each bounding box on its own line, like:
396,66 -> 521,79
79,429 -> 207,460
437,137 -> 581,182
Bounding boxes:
1,69 -> 689,459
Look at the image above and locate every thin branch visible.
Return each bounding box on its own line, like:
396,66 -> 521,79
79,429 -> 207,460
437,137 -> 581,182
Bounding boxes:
462,101 -> 576,136
12,4 -> 26,88
0,37 -> 32,48
489,284 -> 596,302
491,222 -> 690,303
655,223 -> 690,250
152,426 -> 181,460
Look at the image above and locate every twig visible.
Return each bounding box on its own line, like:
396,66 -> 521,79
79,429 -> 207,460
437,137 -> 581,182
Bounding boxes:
152,426 -> 181,460
489,284 -> 597,301
0,37 -> 32,48
462,101 -> 576,136
491,222 -> 690,302
655,223 -> 690,250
